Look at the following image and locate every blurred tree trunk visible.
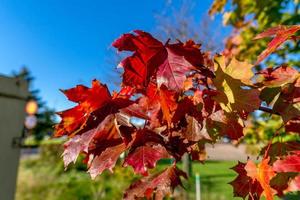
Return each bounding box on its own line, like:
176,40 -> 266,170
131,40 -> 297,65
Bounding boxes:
182,154 -> 192,200
183,153 -> 192,177
153,2 -> 223,199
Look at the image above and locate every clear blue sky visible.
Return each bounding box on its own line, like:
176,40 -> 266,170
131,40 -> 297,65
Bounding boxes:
0,0 -> 227,111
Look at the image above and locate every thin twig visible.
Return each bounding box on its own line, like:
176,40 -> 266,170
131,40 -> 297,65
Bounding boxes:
263,124 -> 284,159
258,106 -> 279,115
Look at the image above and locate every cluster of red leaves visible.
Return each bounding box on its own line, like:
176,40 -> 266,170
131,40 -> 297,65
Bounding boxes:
55,25 -> 300,199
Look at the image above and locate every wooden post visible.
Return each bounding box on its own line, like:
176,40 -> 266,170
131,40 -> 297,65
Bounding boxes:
196,173 -> 201,200
0,75 -> 29,200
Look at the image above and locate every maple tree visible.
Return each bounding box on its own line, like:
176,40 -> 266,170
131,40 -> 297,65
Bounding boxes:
55,25 -> 300,199
209,0 -> 300,68
208,0 -> 300,158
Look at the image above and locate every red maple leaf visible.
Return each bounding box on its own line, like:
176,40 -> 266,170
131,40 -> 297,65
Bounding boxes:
189,142 -> 207,162
172,96 -> 203,125
62,127 -> 97,168
207,110 -> 244,140
254,25 -> 300,64
123,129 -> 170,176
124,145 -> 169,176
273,151 -> 300,173
123,165 -> 187,200
62,114 -> 126,178
113,30 -> 213,91
164,135 -> 195,161
270,173 -> 298,196
245,158 -> 276,200
88,142 -> 126,179
182,115 -> 211,142
230,161 -> 263,200
55,80 -> 133,137
55,80 -> 111,137
113,30 -> 164,89
260,141 -> 300,162
157,41 -> 213,90
256,65 -> 299,87
285,117 -> 300,133
272,77 -> 300,132
287,175 -> 300,192
119,83 -> 179,128
145,83 -> 178,127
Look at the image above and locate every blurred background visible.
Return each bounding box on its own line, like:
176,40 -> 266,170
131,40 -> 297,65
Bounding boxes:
0,0 -> 299,199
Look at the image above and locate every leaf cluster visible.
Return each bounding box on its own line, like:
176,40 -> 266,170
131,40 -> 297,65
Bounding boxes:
55,26 -> 300,199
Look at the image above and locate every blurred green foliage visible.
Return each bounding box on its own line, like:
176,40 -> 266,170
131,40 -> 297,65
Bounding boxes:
16,142 -> 137,200
210,0 -> 300,68
16,141 -> 243,200
17,141 -> 299,199
243,114 -> 300,155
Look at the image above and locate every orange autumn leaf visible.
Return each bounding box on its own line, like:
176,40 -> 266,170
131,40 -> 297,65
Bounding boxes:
146,84 -> 178,127
55,80 -> 111,137
245,158 -> 276,200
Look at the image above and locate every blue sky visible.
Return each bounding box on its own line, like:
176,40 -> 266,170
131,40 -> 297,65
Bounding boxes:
0,0 -> 228,111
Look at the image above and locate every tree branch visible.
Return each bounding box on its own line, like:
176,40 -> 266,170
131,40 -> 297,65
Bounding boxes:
258,106 -> 279,115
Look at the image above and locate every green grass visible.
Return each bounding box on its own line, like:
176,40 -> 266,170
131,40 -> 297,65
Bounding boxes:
16,152 -> 238,200
17,144 -> 297,200
192,161 -> 237,200
16,156 -> 136,200
154,160 -> 237,200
